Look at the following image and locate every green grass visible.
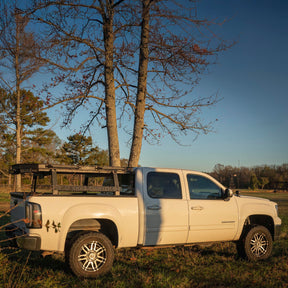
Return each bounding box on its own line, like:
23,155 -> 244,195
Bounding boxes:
0,192 -> 288,288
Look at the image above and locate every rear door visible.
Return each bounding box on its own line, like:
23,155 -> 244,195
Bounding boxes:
143,169 -> 189,246
185,172 -> 238,243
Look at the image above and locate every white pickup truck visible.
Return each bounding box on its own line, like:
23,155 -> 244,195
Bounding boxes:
7,164 -> 281,278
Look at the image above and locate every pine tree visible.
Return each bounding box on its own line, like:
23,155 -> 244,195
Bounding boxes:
56,134 -> 109,166
0,89 -> 60,173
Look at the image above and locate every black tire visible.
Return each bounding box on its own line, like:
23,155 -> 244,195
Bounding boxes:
240,226 -> 273,261
68,232 -> 114,278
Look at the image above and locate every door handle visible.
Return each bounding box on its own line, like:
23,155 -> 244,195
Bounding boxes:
191,206 -> 204,211
147,205 -> 161,210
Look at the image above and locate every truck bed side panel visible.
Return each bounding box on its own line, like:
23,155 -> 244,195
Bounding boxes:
26,196 -> 139,251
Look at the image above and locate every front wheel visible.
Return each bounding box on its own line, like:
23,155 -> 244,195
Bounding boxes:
239,226 -> 273,261
68,232 -> 114,278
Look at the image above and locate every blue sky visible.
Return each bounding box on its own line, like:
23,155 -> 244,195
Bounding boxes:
48,0 -> 288,172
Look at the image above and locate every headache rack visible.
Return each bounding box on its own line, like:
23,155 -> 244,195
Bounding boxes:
10,164 -> 134,196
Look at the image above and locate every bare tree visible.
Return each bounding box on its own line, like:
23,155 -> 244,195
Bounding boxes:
27,0 -> 128,166
128,0 -> 151,167
128,0 -> 232,166
26,0 -> 232,167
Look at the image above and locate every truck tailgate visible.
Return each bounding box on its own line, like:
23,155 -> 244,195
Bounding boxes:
10,192 -> 26,224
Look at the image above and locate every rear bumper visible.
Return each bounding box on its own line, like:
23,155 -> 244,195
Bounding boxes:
17,236 -> 41,251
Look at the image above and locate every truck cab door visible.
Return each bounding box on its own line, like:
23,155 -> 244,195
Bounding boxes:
143,169 -> 189,246
185,173 -> 238,243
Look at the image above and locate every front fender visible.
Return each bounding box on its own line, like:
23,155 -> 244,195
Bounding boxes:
235,199 -> 278,240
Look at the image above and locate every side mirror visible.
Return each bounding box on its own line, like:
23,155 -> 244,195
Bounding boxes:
223,188 -> 233,200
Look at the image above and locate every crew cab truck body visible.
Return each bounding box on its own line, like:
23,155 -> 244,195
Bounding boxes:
7,164 -> 281,278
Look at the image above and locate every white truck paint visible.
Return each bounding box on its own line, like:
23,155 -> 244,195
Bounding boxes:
7,164 -> 281,278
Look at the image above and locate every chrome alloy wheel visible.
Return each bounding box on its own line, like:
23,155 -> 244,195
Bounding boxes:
78,241 -> 107,272
249,232 -> 269,258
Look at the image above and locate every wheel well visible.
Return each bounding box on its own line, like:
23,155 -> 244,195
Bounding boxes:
66,219 -> 119,249
242,215 -> 275,240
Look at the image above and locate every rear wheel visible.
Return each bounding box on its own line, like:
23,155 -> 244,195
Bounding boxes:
68,232 -> 114,278
238,226 -> 273,261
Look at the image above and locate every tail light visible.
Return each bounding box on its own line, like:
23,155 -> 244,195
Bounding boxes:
25,202 -> 42,228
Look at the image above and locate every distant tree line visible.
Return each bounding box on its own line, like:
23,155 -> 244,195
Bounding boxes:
210,163 -> 288,191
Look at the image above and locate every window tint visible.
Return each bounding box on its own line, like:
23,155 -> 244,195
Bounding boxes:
187,174 -> 222,200
147,172 -> 182,199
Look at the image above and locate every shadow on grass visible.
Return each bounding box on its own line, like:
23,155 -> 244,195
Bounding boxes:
0,237 -> 69,277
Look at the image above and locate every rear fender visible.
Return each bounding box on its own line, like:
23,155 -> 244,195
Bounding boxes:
59,203 -> 121,251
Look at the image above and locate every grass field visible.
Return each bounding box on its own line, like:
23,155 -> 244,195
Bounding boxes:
0,191 -> 287,288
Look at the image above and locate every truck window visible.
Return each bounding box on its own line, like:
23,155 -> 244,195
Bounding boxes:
187,174 -> 222,199
118,173 -> 135,195
147,172 -> 182,199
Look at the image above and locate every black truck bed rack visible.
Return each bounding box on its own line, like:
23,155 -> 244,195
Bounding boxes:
10,164 -> 132,175
10,164 -> 134,196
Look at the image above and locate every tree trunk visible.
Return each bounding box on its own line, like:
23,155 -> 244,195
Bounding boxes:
15,83 -> 21,190
15,12 -> 22,191
103,5 -> 121,167
128,0 -> 150,167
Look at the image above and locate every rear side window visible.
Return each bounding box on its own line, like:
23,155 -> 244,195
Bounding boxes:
147,172 -> 182,199
187,174 -> 222,200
